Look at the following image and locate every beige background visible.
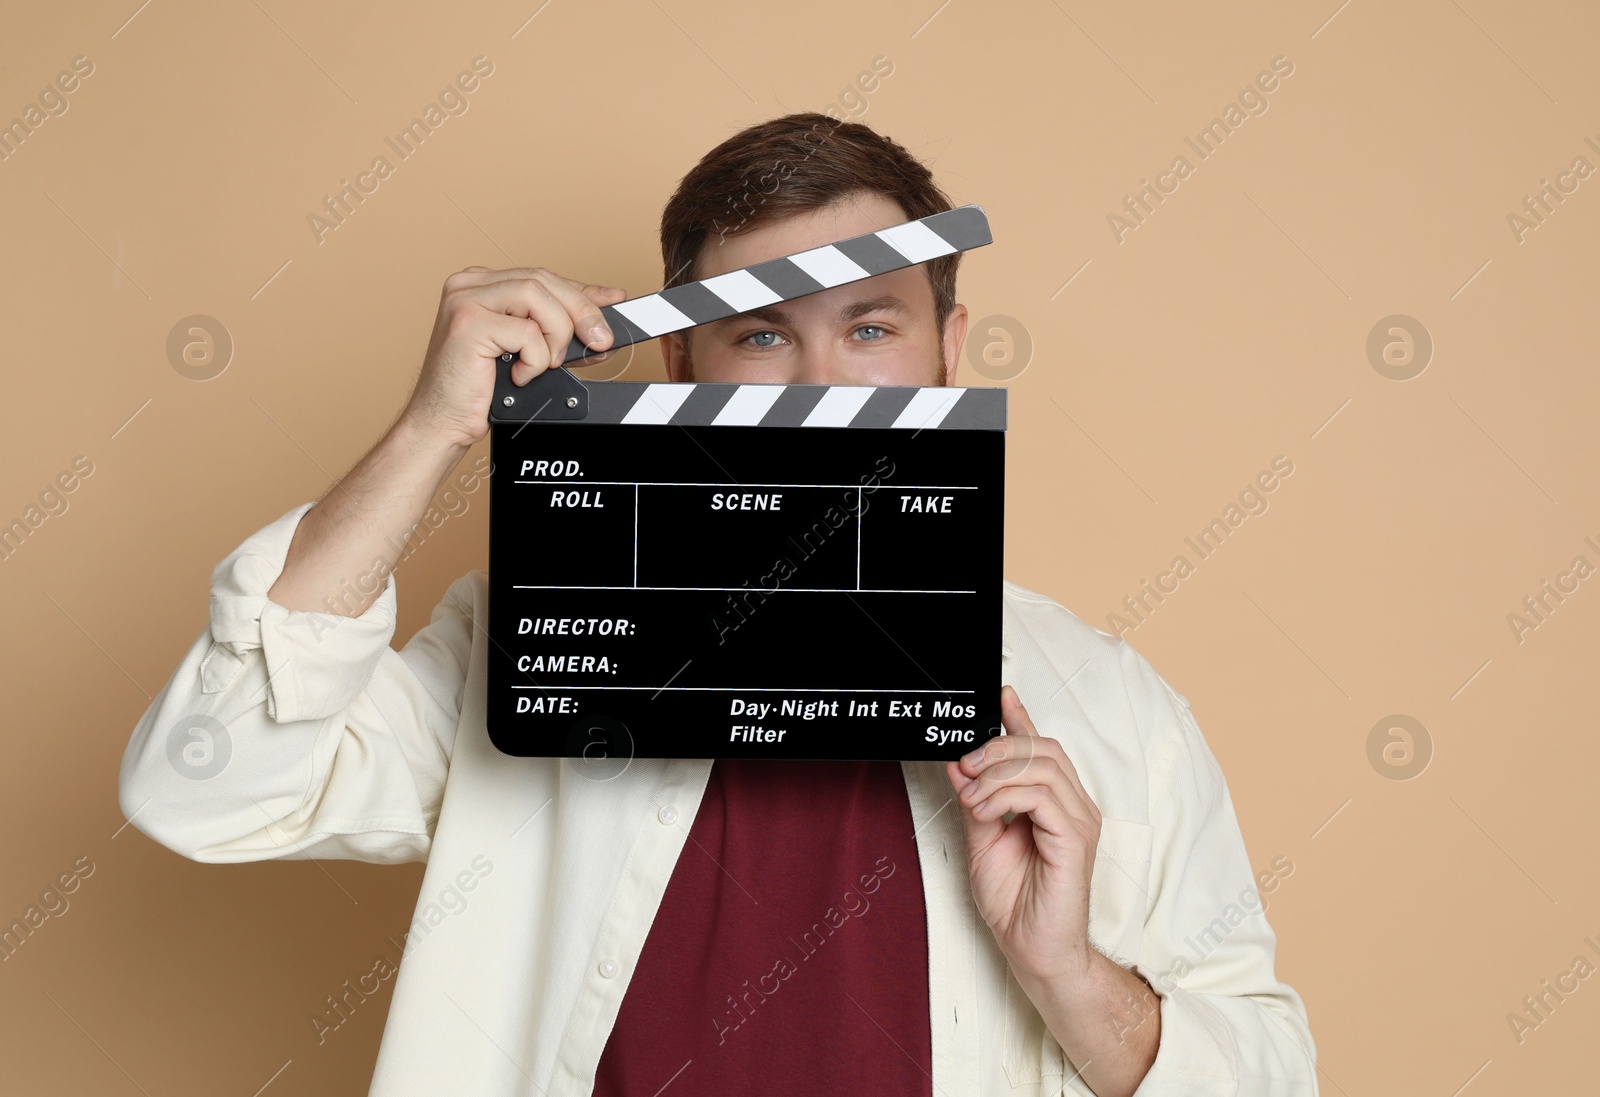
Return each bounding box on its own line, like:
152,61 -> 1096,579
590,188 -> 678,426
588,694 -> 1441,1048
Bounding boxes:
1,0 -> 1596,1092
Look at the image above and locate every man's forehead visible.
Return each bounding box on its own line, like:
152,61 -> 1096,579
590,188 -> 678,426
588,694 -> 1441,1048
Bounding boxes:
693,193 -> 910,279
701,273 -> 922,332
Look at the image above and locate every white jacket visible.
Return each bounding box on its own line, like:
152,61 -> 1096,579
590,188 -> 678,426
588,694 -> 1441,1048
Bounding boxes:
119,502 -> 1317,1095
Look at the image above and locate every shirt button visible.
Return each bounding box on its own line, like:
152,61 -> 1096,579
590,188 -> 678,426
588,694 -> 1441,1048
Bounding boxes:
657,806 -> 677,825
598,959 -> 618,978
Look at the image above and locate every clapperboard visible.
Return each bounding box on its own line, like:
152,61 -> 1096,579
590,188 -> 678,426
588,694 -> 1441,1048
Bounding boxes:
485,204 -> 1006,761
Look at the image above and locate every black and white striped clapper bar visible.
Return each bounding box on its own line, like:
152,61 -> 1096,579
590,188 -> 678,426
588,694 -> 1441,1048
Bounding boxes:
485,204 -> 1006,762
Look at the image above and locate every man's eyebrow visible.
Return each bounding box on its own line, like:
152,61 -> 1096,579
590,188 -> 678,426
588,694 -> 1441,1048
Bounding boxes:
837,294 -> 913,322
708,294 -> 914,329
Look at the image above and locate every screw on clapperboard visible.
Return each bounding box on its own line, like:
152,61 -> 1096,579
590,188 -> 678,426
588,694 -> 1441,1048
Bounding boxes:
501,395 -> 579,407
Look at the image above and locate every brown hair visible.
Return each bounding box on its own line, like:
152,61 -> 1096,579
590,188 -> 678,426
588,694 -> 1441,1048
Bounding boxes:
659,112 -> 961,359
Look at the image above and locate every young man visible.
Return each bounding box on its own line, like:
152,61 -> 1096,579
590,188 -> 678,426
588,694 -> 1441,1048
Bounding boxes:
120,114 -> 1317,1096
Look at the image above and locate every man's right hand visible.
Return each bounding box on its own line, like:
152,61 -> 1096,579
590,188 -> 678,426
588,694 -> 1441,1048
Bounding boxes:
402,266 -> 627,449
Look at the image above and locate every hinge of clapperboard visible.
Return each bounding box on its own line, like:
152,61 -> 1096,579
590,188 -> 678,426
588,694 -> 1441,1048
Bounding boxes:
487,203 -> 993,423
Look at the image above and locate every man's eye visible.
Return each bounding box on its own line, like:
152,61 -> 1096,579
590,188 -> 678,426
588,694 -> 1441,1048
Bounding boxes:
744,330 -> 785,348
855,325 -> 887,341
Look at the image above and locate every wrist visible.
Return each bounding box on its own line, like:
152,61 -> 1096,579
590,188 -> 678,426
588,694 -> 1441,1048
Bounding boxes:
391,407 -> 477,461
1010,940 -> 1105,1017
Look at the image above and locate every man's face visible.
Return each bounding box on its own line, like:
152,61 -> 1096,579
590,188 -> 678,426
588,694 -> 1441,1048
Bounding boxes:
660,190 -> 969,387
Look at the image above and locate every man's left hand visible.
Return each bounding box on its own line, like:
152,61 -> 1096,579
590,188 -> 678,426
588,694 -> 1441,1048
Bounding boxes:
945,683 -> 1101,985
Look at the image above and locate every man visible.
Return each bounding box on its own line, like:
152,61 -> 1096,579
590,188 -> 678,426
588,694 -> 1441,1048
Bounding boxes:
119,113 -> 1317,1096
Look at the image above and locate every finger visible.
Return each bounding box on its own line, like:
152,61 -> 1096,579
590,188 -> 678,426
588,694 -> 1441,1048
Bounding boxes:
575,282 -> 628,307
947,760 -> 1005,846
958,688 -> 1040,779
958,753 -> 1082,826
475,271 -> 627,322
454,267 -> 626,311
946,759 -> 975,797
465,278 -> 584,371
445,265 -> 571,288
967,746 -> 1104,832
530,274 -> 621,351
968,691 -> 1081,795
969,689 -> 1102,824
446,269 -> 622,351
1008,695 -> 1095,817
1052,748 -> 1098,825
467,311 -> 550,386
441,266 -> 514,292
965,782 -> 1078,840
959,720 -> 1044,778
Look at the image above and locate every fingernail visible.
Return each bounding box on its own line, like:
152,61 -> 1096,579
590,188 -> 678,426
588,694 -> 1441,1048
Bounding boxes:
588,323 -> 610,346
963,748 -> 983,767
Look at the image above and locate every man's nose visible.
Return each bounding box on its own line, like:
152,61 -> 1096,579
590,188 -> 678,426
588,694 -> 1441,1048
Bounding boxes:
785,340 -> 846,386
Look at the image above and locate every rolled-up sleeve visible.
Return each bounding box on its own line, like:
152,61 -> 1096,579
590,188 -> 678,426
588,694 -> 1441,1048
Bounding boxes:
1121,645 -> 1319,1096
118,502 -> 473,866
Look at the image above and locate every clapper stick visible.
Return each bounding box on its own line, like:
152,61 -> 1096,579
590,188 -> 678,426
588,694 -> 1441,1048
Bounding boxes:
493,202 -> 992,378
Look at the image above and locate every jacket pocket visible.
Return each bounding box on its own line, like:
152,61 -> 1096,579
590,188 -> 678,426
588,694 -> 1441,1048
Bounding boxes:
1000,816 -> 1154,1089
1088,816 -> 1153,963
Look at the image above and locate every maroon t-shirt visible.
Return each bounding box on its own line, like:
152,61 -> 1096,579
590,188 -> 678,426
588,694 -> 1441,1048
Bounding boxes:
592,759 -> 931,1096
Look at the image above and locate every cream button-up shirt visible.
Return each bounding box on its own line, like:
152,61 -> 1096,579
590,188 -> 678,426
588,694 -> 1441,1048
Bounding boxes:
120,503 -> 1318,1095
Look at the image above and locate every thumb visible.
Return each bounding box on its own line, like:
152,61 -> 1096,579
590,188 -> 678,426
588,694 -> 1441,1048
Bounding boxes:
1001,684 -> 1040,736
